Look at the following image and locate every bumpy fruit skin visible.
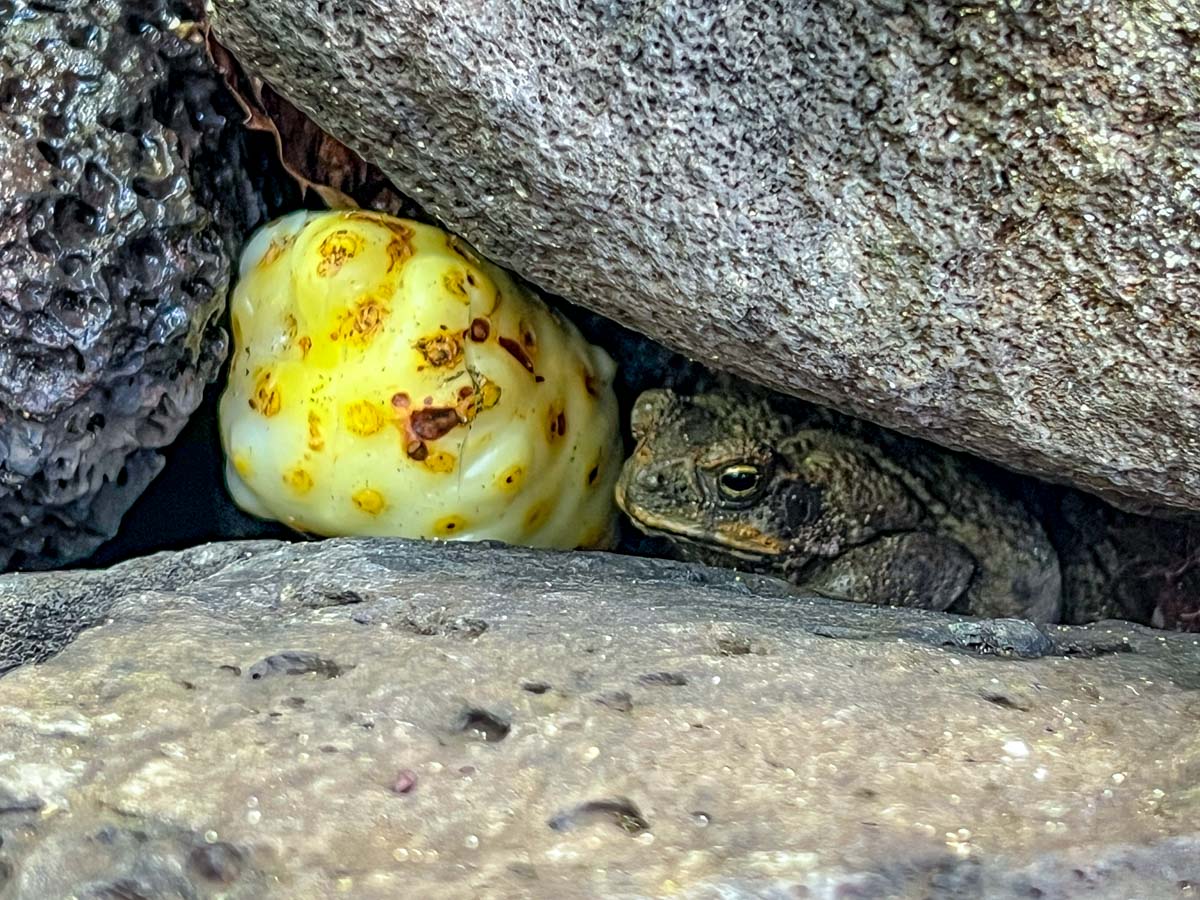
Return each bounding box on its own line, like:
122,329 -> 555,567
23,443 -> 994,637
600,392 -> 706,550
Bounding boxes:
219,210 -> 623,549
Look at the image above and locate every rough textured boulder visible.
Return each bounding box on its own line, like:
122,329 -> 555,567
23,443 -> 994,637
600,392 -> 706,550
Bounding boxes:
0,0 -> 264,569
2,538 -> 1200,896
209,0 -> 1200,514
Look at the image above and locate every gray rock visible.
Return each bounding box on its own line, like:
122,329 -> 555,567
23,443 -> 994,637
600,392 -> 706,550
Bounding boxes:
208,0 -> 1200,514
1,538 -> 1200,897
0,0 -> 262,569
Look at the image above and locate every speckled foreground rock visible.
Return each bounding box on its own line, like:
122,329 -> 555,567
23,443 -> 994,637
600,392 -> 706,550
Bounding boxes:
0,0 -> 263,569
2,540 -> 1200,897
210,0 -> 1200,514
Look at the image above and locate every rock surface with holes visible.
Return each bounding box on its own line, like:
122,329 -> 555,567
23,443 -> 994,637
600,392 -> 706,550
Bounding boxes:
209,0 -> 1200,514
0,0 -> 262,569
1,538 -> 1200,897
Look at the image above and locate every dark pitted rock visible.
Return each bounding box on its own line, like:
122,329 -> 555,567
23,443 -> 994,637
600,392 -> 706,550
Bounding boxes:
0,0 -> 263,569
1,538 -> 1199,896
209,0 -> 1200,514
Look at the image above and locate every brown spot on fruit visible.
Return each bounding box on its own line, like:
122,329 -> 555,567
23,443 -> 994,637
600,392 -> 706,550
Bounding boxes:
498,336 -> 535,374
521,322 -> 536,350
406,440 -> 429,461
352,487 -> 386,515
583,369 -> 600,398
525,502 -> 550,529
469,317 -> 490,342
337,296 -> 388,346
284,467 -> 315,494
414,332 -> 463,368
344,400 -> 386,437
433,514 -> 468,536
535,375 -> 545,384
249,370 -> 281,417
284,314 -> 298,339
587,464 -> 600,485
548,405 -> 566,441
258,235 -> 293,269
446,235 -> 478,264
317,229 -> 365,277
391,392 -> 411,409
411,407 -> 461,440
298,336 -> 312,357
498,465 -> 523,492
443,267 -> 468,301
308,412 -> 324,451
458,385 -> 474,400
385,225 -> 415,272
424,451 -> 457,474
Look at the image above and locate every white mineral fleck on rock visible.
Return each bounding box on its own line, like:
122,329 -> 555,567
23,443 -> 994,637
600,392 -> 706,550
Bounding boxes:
1003,739 -> 1030,758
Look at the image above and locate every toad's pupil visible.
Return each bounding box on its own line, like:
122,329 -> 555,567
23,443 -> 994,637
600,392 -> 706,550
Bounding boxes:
720,468 -> 759,493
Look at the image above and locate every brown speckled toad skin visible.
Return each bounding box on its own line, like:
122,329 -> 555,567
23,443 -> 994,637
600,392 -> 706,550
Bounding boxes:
616,389 -> 1063,623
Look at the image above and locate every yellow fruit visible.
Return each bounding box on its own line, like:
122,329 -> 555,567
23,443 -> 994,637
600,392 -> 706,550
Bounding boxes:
218,209 -> 622,549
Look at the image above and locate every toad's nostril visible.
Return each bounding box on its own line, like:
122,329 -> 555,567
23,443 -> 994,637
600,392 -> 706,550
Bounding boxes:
637,467 -> 665,490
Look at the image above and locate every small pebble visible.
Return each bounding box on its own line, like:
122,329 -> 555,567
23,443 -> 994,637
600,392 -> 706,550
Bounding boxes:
391,769 -> 418,794
465,834 -> 480,849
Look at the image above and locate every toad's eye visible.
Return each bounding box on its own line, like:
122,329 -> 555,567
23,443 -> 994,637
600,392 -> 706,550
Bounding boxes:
717,464 -> 762,499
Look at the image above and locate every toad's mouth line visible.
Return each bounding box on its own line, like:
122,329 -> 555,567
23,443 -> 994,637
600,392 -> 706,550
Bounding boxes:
616,490 -> 786,561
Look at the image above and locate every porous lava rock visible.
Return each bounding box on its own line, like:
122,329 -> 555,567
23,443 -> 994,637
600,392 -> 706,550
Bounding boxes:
1,539 -> 1199,897
0,0 -> 263,568
208,0 -> 1200,514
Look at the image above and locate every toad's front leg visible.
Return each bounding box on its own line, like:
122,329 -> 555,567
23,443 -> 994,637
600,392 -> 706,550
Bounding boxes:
793,532 -> 977,611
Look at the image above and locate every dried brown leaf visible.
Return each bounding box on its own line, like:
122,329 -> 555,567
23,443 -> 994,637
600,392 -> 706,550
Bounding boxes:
200,25 -> 412,215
